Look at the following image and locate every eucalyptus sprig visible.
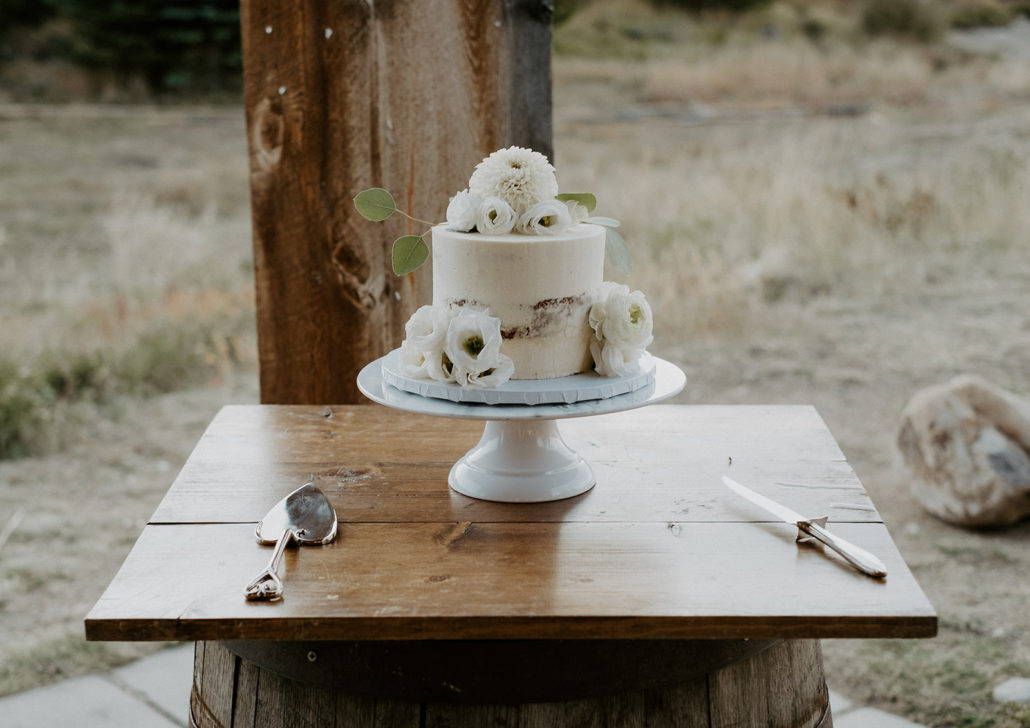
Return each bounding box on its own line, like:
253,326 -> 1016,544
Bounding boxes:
354,187 -> 632,276
353,188 -> 435,275
555,193 -> 631,275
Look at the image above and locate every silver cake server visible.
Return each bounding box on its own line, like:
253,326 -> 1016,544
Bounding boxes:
721,475 -> 887,579
244,482 -> 338,601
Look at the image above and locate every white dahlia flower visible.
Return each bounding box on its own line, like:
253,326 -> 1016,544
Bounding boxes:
468,146 -> 559,215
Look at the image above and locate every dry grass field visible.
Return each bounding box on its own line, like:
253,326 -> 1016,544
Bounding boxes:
2,3 -> 1030,725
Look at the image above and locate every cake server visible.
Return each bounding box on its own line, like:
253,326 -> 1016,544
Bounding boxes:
721,476 -> 887,579
244,482 -> 338,601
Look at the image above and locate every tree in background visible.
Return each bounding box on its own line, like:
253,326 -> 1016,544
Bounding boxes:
62,0 -> 241,93
1,0 -> 242,95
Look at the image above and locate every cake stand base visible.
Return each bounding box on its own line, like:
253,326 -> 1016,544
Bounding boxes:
449,420 -> 594,503
358,352 -> 686,504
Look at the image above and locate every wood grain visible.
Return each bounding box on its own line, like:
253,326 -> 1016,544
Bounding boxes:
151,404 -> 879,525
240,1 -> 553,405
86,520 -> 934,642
219,638 -> 775,703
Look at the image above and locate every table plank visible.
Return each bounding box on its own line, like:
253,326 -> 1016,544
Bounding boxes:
151,405 -> 879,524
85,521 -> 935,642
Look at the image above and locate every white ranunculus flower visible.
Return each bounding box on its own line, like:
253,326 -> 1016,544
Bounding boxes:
446,189 -> 479,232
517,198 -> 572,235
443,308 -> 513,387
468,146 -> 559,215
475,196 -> 517,235
588,282 -> 653,377
590,335 -> 641,378
399,305 -> 455,381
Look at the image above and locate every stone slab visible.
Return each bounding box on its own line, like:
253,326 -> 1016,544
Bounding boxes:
828,688 -> 854,715
835,707 -> 926,728
111,644 -> 194,724
0,673 -> 178,728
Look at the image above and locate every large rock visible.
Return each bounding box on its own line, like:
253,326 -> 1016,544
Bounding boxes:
896,374 -> 1030,527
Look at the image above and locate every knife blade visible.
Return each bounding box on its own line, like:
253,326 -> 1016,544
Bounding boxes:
721,476 -> 887,579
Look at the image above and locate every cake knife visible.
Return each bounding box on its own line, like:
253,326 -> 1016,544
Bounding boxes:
721,476 -> 887,579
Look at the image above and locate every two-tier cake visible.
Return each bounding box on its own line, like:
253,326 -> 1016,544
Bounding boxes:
376,146 -> 653,392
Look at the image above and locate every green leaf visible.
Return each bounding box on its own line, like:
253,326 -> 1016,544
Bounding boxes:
354,188 -> 397,221
584,216 -> 620,228
556,193 -> 597,212
605,227 -> 632,276
392,235 -> 430,275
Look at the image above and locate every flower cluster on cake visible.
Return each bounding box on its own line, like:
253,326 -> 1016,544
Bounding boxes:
354,147 -> 653,391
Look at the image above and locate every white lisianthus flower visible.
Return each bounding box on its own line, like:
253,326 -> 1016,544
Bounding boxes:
565,199 -> 590,225
469,146 -> 559,215
446,189 -> 480,232
444,308 -> 514,388
399,305 -> 455,381
517,198 -> 572,235
403,304 -> 449,351
465,352 -> 515,388
400,339 -> 456,382
475,196 -> 517,235
588,282 -> 654,377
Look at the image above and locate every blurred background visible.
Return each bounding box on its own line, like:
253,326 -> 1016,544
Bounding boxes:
1,0 -> 1029,725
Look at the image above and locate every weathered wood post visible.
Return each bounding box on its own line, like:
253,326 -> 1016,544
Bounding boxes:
242,0 -> 553,404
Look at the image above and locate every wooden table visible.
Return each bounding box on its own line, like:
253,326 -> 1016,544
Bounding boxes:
86,404 -> 936,727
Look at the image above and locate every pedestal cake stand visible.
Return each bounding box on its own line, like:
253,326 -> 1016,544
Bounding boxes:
357,353 -> 685,503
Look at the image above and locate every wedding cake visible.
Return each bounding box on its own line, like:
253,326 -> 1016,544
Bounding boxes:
356,147 -> 653,390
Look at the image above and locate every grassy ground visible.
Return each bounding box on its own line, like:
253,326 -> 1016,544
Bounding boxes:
0,104 -> 259,694
1,4 -> 1030,725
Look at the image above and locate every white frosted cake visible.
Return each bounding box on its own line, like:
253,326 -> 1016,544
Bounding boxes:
359,146 -> 653,392
432,223 -> 605,380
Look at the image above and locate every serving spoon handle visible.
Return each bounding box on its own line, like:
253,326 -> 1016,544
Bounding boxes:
244,527 -> 293,601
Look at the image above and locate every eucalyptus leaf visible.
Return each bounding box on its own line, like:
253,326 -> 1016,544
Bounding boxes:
354,188 -> 397,221
584,216 -> 620,228
556,193 -> 597,212
605,227 -> 632,276
392,235 -> 430,275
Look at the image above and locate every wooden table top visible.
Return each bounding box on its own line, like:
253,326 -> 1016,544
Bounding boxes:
85,404 -> 937,642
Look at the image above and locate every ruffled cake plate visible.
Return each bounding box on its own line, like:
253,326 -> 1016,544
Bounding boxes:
357,350 -> 686,503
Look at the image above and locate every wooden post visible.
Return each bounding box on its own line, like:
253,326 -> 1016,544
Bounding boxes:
241,0 -> 554,405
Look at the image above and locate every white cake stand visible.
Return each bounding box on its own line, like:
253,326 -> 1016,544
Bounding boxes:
356,354 -> 686,503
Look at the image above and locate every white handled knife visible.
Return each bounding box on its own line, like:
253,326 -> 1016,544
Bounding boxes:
721,476 -> 887,579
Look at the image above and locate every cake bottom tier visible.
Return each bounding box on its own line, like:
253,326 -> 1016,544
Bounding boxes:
501,328 -> 594,380
446,296 -> 595,380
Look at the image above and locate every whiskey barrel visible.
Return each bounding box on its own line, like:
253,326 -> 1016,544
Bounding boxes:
190,639 -> 832,727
